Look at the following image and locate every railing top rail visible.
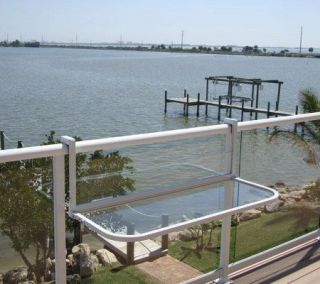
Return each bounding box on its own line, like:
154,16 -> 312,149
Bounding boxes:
238,112 -> 320,131
0,144 -> 66,163
75,124 -> 229,154
0,112 -> 319,163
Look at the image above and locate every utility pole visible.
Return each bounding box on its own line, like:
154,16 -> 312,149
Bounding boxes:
181,30 -> 184,49
299,26 -> 303,55
6,33 -> 9,43
75,33 -> 78,47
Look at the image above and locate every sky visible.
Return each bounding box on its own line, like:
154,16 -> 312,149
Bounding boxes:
0,0 -> 319,47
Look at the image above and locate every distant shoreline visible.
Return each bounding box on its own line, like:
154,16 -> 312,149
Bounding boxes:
40,44 -> 320,59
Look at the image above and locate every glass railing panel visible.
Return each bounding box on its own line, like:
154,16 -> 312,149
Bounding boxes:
232,123 -> 320,262
76,134 -> 227,205
168,218 -> 222,273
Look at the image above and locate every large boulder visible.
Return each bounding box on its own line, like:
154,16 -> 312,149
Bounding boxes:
72,243 -> 99,278
177,229 -> 201,241
264,199 -> 284,213
239,209 -> 261,222
96,249 -> 113,267
79,254 -> 99,278
66,274 -> 81,283
3,267 -> 28,284
178,229 -> 193,241
289,190 -> 307,201
72,243 -> 90,256
169,231 -> 180,241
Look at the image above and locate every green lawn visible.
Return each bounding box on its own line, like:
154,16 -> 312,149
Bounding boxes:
81,265 -> 159,284
169,209 -> 319,273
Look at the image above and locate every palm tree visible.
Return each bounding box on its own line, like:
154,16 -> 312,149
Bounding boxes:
269,89 -> 320,165
269,88 -> 320,228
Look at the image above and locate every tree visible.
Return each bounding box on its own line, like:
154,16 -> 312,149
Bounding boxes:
0,160 -> 53,280
309,47 -> 314,53
242,46 -> 253,53
11,40 -> 22,47
0,131 -> 135,281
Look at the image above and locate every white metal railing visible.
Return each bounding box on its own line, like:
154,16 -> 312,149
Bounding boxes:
0,112 -> 320,284
0,149 -> 67,284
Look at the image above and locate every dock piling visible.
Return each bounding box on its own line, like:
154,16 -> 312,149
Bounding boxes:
127,223 -> 135,264
183,89 -> 187,113
164,90 -> 168,113
250,84 -> 255,117
255,84 -> 260,120
186,94 -> 189,117
294,105 -> 299,132
267,102 -> 271,119
197,93 -> 200,117
218,96 -> 222,121
241,99 -> 245,121
205,79 -> 209,116
161,215 -> 169,250
0,131 -> 4,150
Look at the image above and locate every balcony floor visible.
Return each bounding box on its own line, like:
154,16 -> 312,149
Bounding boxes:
232,241 -> 320,283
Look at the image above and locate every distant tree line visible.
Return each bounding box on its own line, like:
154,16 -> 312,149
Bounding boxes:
0,39 -> 40,47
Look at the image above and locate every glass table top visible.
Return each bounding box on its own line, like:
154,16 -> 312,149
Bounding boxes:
79,180 -> 274,236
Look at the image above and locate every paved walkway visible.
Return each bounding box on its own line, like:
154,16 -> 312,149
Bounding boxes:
136,255 -> 202,284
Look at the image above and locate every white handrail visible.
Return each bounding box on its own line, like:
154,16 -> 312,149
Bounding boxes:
0,143 -> 66,163
75,124 -> 229,154
238,112 -> 320,131
1,113 -> 319,164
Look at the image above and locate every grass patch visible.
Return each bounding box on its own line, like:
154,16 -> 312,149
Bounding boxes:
81,264 -> 159,284
169,209 -> 319,273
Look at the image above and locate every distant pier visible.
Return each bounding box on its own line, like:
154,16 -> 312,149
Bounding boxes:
164,76 -> 297,121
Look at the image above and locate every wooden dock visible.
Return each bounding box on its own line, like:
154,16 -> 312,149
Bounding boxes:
164,76 -> 298,121
166,96 -> 293,121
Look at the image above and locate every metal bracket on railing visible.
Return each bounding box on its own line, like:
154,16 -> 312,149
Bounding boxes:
61,136 -> 76,214
224,118 -> 238,176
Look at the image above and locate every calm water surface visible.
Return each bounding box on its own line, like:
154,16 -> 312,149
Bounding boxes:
0,47 -> 320,186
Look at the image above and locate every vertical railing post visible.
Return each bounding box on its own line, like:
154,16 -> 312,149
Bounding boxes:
53,155 -> 66,284
161,214 -> 169,250
219,118 -> 238,283
61,136 -> 76,213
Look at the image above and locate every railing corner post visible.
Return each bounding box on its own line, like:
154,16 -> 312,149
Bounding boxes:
61,135 -> 76,214
53,155 -> 66,284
